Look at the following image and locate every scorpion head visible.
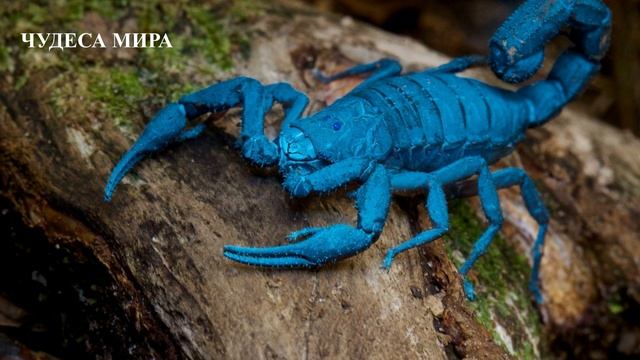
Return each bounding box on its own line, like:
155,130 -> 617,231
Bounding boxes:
278,126 -> 327,177
277,97 -> 392,183
285,98 -> 392,164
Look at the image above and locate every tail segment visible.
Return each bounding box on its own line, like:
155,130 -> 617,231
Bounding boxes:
489,0 -> 611,84
567,0 -> 612,61
488,0 -> 611,127
518,50 -> 598,127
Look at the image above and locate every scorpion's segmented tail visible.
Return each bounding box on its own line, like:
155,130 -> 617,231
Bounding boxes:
489,0 -> 611,127
489,0 -> 611,83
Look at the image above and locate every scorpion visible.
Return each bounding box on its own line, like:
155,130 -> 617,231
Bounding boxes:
104,0 -> 611,302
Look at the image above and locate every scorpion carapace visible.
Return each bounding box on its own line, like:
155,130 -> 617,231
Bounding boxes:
104,0 -> 611,303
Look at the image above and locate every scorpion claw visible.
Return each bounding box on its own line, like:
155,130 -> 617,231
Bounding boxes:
223,251 -> 315,268
241,135 -> 278,166
104,103 -> 190,202
223,224 -> 373,268
286,226 -> 323,243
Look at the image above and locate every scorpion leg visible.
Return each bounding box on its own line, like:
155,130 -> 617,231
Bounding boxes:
395,157 -> 502,300
224,163 -> 390,268
104,77 -> 308,201
457,164 -> 503,301
426,55 -> 487,74
259,82 -> 309,131
383,173 -> 448,269
313,58 -> 402,90
384,156 -> 502,302
491,168 -> 549,304
445,168 -> 550,303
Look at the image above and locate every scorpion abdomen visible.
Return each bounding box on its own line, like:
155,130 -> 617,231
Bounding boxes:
352,72 -> 530,171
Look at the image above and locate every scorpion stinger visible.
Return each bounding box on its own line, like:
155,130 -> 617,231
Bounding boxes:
105,0 -> 612,304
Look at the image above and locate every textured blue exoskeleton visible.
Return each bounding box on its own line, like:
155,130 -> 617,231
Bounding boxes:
104,0 -> 611,303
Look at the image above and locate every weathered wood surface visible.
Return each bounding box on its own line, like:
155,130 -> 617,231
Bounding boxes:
1,1 -> 639,359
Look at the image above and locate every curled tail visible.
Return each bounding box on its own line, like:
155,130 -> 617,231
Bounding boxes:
489,0 -> 611,127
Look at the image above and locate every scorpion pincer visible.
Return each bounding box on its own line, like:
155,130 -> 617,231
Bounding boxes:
104,0 -> 611,303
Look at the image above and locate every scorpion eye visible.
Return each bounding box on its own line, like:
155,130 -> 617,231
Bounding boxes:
332,121 -> 342,131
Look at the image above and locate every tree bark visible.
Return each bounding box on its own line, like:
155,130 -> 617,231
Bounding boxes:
1,1 -> 638,359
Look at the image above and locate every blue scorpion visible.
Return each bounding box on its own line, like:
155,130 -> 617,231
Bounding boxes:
104,0 -> 611,303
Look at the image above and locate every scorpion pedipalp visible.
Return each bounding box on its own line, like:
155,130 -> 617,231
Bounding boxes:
104,77 -> 310,201
223,224 -> 373,268
104,103 -> 194,201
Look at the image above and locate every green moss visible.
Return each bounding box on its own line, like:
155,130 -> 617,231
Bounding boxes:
129,0 -> 262,98
2,0 -> 257,73
0,45 -> 12,72
135,0 -> 262,103
13,74 -> 28,91
44,0 -> 125,23
607,294 -> 625,315
186,6 -> 234,70
21,3 -> 49,27
6,0 -> 258,150
88,67 -> 145,133
608,303 -> 623,314
444,199 -> 542,358
92,68 -> 145,100
1,0 -> 124,35
229,0 -> 263,21
2,0 -> 261,102
140,2 -> 249,75
49,65 -> 145,135
521,342 -> 537,360
36,1 -> 259,138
